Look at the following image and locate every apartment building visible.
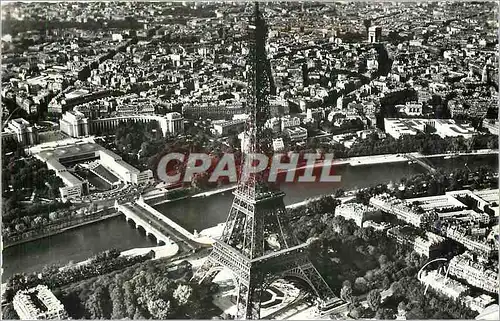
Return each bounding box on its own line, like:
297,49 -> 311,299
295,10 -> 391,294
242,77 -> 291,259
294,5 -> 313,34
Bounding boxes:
384,118 -> 475,139
419,269 -> 469,300
60,112 -> 184,138
335,203 -> 375,227
387,226 -> 445,258
445,226 -> 495,258
448,252 -> 499,294
283,126 -> 308,142
370,193 -> 436,228
212,119 -> 245,136
13,285 -> 67,320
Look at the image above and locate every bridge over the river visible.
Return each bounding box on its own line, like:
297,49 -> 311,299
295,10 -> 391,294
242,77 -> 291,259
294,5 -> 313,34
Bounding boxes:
116,198 -> 208,252
404,154 -> 437,174
117,202 -> 172,246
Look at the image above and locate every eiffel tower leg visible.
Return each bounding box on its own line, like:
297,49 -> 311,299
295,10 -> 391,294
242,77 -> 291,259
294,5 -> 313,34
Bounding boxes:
236,282 -> 251,319
236,276 -> 264,320
276,255 -> 335,302
191,256 -> 221,284
192,259 -> 265,319
295,262 -> 334,301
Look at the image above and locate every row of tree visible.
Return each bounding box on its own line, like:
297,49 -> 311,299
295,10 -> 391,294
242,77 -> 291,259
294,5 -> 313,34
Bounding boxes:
345,132 -> 498,158
396,166 -> 498,199
2,182 -> 102,239
280,131 -> 498,158
353,165 -> 498,205
388,276 -> 478,319
2,200 -> 75,237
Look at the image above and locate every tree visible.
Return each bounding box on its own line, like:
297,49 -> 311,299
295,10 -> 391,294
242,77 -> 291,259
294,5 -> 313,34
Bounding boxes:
406,307 -> 425,319
84,285 -> 112,319
123,280 -> 139,318
41,264 -> 60,278
110,286 -> 126,319
382,275 -> 391,290
5,273 -> 28,301
227,134 -> 240,149
173,284 -> 193,305
342,280 -> 352,288
133,308 -> 147,319
367,289 -> 381,312
2,304 -> 19,319
397,301 -> 407,314
390,281 -> 403,298
365,270 -> 374,282
432,311 -> 451,319
88,201 -> 98,213
350,306 -> 363,319
354,277 -> 368,294
363,19 -> 372,33
147,298 -> 171,319
340,284 -> 353,304
334,189 -> 345,197
378,254 -> 388,267
375,308 -> 394,320
62,290 -> 85,319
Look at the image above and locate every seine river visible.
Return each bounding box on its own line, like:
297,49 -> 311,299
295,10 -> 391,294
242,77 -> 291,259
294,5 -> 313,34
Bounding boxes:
3,154 -> 496,279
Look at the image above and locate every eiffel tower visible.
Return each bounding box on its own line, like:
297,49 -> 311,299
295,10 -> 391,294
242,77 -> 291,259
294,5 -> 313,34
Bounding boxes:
191,3 -> 341,319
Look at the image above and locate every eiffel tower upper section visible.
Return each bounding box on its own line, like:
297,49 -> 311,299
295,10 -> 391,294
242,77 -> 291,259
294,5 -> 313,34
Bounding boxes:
237,2 -> 280,201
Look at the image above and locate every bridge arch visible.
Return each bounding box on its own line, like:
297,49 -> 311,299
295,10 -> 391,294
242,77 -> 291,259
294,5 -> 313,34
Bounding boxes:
261,269 -> 322,300
204,265 -> 240,290
200,265 -> 319,295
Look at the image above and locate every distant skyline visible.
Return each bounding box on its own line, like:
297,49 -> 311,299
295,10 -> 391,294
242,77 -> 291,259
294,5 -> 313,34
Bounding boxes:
0,0 -> 363,6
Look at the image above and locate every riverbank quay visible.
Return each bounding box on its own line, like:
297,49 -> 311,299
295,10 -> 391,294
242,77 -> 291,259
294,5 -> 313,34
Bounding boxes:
146,150 -> 499,202
56,244 -> 181,273
3,188 -> 219,252
292,149 -> 498,170
3,208 -> 119,249
143,184 -> 238,206
1,244 -> 180,296
144,149 -> 498,206
349,149 -> 498,166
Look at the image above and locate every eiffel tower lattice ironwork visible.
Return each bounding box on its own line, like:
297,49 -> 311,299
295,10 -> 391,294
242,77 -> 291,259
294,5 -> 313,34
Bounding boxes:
191,3 -> 340,319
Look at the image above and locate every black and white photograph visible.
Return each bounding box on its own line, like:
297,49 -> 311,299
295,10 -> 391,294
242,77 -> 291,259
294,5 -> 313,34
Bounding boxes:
0,1 -> 499,320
